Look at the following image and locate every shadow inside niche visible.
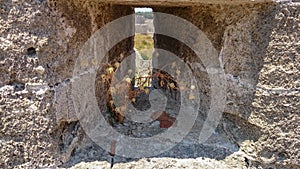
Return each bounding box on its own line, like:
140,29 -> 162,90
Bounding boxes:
59,110 -> 263,168
59,3 -> 276,168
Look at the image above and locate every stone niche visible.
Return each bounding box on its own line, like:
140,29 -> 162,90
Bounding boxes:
4,0 -> 299,168
53,1 -> 277,167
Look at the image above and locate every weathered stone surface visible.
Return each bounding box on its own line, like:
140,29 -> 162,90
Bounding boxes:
98,0 -> 276,6
62,157 -> 232,169
0,0 -> 299,168
55,81 -> 78,123
0,0 -> 133,168
0,1 -> 59,168
248,2 -> 300,168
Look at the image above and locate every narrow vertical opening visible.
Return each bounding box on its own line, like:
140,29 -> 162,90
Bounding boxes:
134,7 -> 154,87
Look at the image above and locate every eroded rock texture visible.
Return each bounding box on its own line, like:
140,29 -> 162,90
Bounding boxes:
0,0 -> 133,168
0,0 -> 299,168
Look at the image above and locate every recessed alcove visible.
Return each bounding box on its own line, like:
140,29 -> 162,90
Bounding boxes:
50,1 -> 274,167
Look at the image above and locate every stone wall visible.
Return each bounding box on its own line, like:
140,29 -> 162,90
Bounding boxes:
153,3 -> 300,168
152,2 -> 270,164
0,0 -> 134,168
0,0 -> 299,168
